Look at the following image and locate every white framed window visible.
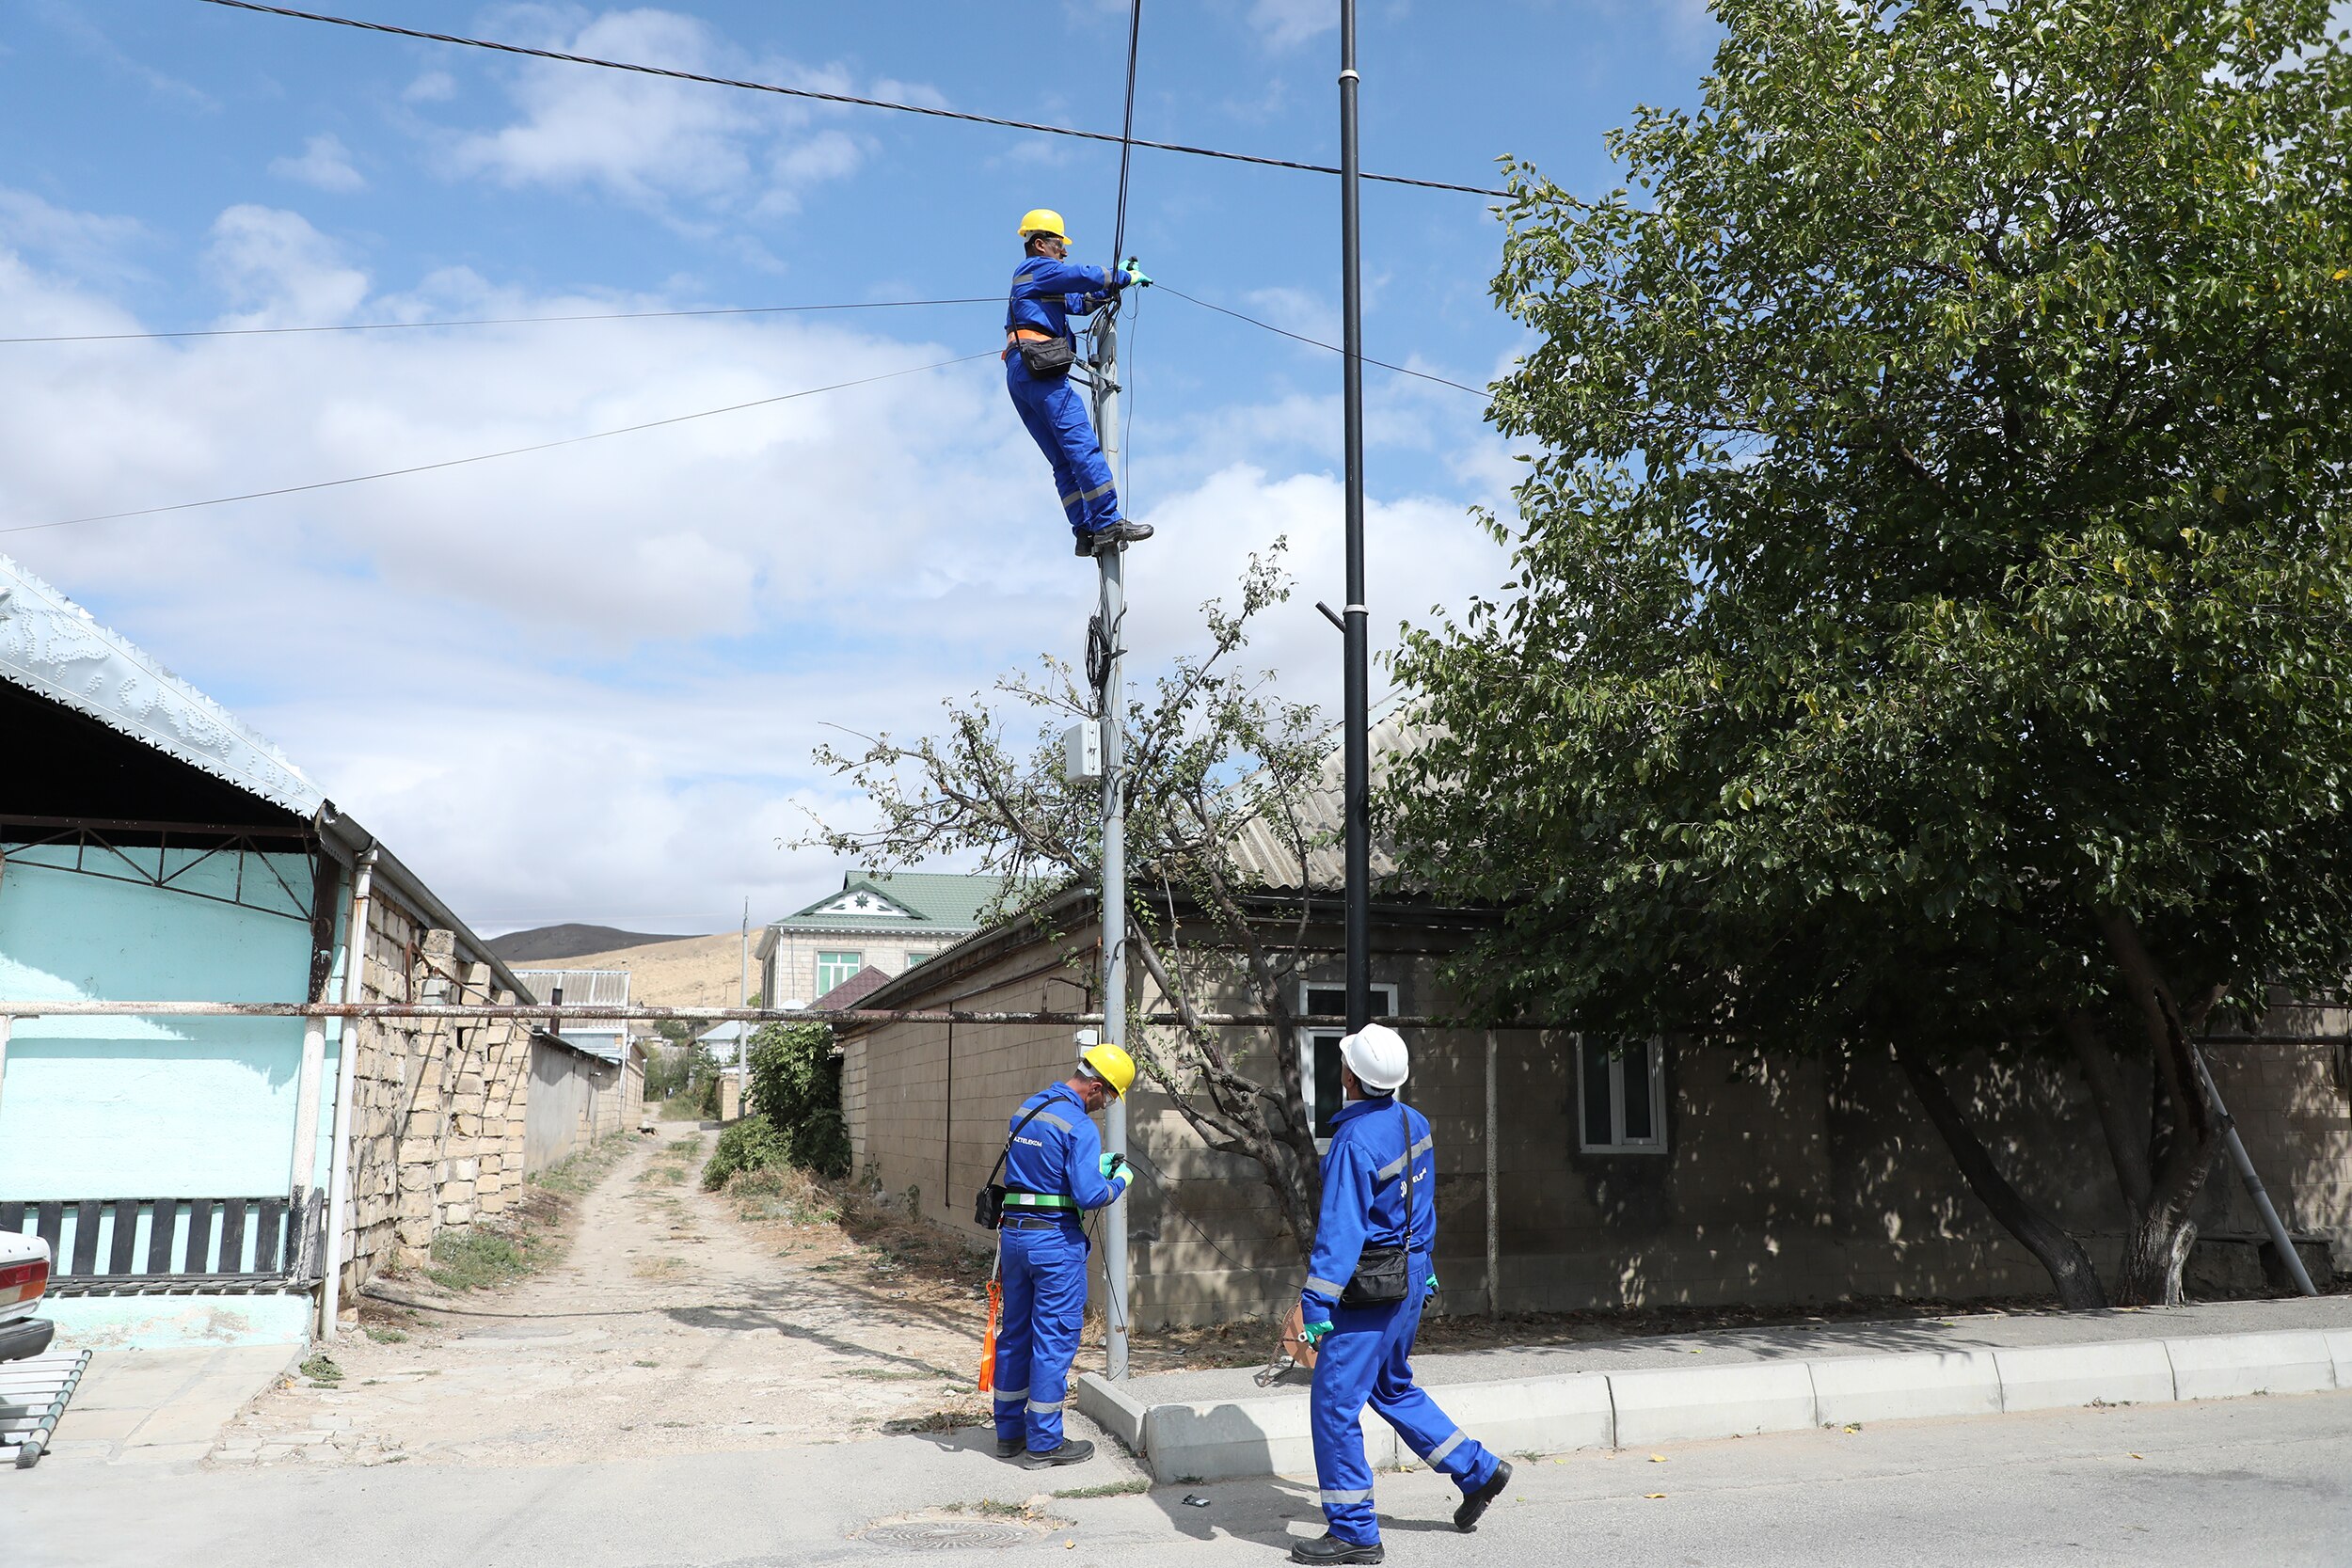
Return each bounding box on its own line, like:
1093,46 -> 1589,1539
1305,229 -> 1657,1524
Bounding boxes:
903,950 -> 934,970
1297,982 -> 1397,1144
1578,1037 -> 1668,1154
815,951 -> 864,993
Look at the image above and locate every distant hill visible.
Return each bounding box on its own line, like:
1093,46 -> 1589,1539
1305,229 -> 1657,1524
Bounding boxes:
488,923 -> 694,963
561,932 -> 752,1008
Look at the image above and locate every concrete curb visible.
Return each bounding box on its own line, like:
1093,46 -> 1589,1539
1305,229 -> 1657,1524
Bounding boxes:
1080,1326 -> 2352,1483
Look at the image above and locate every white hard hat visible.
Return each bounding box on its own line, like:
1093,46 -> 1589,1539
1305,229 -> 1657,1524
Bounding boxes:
1340,1022 -> 1409,1091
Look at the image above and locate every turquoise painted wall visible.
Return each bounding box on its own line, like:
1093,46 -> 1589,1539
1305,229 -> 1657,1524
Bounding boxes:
0,845 -> 327,1206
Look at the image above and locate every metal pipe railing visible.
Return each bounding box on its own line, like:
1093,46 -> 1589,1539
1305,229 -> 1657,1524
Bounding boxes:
0,1000 -> 1483,1027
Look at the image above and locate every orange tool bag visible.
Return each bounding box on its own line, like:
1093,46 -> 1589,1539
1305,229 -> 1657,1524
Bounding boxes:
977,1276 -> 1004,1393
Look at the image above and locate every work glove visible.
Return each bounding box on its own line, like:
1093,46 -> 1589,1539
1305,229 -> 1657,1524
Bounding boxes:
1425,1271 -> 1440,1299
1299,1319 -> 1334,1350
1098,1151 -> 1131,1180
1121,256 -> 1153,288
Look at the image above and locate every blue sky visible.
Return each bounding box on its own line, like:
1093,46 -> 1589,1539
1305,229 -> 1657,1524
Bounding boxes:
0,1 -> 1719,934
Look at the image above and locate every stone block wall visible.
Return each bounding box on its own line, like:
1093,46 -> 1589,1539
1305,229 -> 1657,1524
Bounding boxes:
340,894 -> 536,1299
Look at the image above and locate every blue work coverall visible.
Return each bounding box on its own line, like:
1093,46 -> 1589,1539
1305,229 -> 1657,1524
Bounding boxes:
1301,1096 -> 1500,1547
993,1083 -> 1128,1452
1004,256 -> 1132,541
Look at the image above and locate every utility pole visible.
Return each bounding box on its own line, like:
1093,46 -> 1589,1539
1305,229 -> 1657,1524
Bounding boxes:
1092,0 -> 1143,1386
1339,0 -> 1372,1035
1089,309 -> 1131,1383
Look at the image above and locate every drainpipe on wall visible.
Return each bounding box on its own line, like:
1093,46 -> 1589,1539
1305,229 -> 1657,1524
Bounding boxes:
319,846 -> 378,1342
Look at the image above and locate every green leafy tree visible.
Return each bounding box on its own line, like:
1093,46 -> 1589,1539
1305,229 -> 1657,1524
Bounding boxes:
808,550 -> 1339,1256
1391,0 -> 2352,1306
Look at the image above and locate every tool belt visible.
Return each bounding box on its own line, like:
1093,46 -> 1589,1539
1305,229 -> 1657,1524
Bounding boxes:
1006,325 -> 1076,379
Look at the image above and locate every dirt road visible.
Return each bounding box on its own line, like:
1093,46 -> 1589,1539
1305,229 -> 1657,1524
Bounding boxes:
212,1132 -> 993,1468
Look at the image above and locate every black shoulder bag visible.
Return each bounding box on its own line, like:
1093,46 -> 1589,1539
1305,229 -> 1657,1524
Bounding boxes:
974,1102 -> 1052,1230
1018,334 -> 1076,378
1338,1102 -> 1417,1308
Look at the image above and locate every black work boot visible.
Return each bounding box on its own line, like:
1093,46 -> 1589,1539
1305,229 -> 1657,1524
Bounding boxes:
1098,519 -> 1153,547
1454,1458 -> 1512,1531
1074,532 -> 1097,556
994,1436 -> 1022,1459
1290,1533 -> 1384,1564
1021,1438 -> 1094,1469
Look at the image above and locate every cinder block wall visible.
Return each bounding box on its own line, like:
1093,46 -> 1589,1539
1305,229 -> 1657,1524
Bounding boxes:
844,919 -> 2352,1330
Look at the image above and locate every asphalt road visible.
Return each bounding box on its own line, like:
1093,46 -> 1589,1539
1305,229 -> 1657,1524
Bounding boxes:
14,1391 -> 2349,1568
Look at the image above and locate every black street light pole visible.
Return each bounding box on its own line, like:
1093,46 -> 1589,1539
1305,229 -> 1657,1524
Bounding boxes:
1339,0 -> 1371,1035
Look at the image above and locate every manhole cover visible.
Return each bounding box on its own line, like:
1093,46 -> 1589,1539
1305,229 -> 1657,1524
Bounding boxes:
861,1520 -> 1030,1551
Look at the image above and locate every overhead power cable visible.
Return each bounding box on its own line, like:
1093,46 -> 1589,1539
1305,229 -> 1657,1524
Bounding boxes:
3,350 -> 994,536
0,296 -> 998,346
197,0 -> 1508,198
1157,284 -> 1488,397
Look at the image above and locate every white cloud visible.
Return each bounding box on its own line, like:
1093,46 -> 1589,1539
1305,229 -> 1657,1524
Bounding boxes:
1248,0 -> 1339,50
270,133 -> 367,194
437,8 -> 890,221
0,190 -> 145,282
404,70 -> 457,103
0,192 -> 1510,933
203,205 -> 368,327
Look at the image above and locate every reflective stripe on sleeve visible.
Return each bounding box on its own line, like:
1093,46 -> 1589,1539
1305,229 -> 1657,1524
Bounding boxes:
1304,1276 -> 1347,1299
1427,1428 -> 1466,1465
1375,1134 -> 1436,1182
1028,1111 -> 1075,1133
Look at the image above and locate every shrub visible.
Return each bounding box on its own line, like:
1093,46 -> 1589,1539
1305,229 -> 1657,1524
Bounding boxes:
746,1021 -> 851,1180
702,1112 -> 787,1190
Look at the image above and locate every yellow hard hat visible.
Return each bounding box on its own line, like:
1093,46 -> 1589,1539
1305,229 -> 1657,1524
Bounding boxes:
1080,1041 -> 1136,1098
1017,208 -> 1072,242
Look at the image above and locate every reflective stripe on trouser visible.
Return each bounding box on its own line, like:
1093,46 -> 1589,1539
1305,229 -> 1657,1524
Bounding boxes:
1006,354 -> 1120,535
993,1221 -> 1089,1452
1309,1252 -> 1499,1546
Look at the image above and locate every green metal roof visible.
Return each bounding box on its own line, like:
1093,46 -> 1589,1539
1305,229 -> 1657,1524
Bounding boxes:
768,870 -> 1011,934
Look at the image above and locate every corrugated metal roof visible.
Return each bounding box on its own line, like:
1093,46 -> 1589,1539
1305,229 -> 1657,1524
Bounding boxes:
1225,706 -> 1414,891
511,968 -> 632,1007
0,554 -> 323,816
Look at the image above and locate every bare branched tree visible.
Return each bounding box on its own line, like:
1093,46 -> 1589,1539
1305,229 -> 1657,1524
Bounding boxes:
804,546 -> 1335,1255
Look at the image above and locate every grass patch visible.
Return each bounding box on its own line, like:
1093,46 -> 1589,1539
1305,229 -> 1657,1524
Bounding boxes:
840,1368 -> 934,1382
945,1498 -> 1033,1518
635,1163 -> 688,1186
364,1325 -> 408,1344
425,1227 -> 548,1292
667,1135 -> 703,1155
531,1132 -> 634,1198
632,1358 -> 660,1368
630,1256 -> 687,1279
298,1354 -> 343,1386
1053,1479 -> 1151,1499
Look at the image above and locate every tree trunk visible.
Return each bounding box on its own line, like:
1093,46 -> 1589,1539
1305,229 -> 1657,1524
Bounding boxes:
2062,1012 -> 2153,1213
1894,1040 -> 2108,1309
2098,918 -> 2220,1307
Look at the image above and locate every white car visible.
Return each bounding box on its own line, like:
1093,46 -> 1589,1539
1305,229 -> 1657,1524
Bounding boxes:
0,1232 -> 55,1363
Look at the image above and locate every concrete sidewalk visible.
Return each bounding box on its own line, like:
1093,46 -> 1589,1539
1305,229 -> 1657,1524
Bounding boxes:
35,1343 -> 299,1467
1081,1295 -> 2352,1482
